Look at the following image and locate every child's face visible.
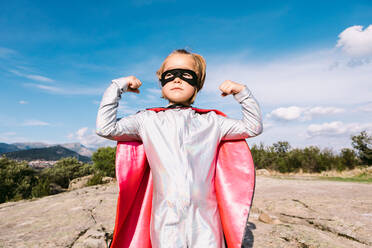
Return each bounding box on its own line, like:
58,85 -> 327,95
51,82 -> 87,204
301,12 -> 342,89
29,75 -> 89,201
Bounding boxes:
161,54 -> 197,105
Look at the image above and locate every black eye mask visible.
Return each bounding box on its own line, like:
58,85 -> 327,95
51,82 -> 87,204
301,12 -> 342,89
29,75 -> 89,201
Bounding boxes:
160,68 -> 198,88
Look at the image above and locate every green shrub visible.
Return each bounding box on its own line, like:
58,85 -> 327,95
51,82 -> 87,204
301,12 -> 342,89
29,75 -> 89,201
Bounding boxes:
92,146 -> 116,177
31,177 -> 51,198
86,172 -> 105,186
0,156 -> 38,203
340,148 -> 359,170
250,141 -> 361,173
351,131 -> 372,165
42,157 -> 93,188
0,156 -> 95,203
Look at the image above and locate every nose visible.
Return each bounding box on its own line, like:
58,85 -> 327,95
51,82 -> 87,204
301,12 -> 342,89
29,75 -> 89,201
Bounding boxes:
173,77 -> 182,84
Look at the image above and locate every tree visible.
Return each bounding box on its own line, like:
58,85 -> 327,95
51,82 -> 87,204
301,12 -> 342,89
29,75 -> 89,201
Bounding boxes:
43,157 -> 93,188
351,131 -> 372,165
272,141 -> 291,154
0,156 -> 38,203
340,148 -> 358,170
92,146 -> 116,177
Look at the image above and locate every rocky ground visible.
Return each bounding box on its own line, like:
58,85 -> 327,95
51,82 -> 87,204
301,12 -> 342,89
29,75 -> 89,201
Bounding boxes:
0,176 -> 371,248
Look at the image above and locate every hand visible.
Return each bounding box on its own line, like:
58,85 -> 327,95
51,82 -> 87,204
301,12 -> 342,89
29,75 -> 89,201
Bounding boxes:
125,75 -> 142,93
219,80 -> 245,97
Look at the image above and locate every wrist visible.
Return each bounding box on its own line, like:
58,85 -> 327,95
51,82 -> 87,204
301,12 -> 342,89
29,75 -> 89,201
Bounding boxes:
234,84 -> 245,94
233,85 -> 251,103
112,77 -> 129,94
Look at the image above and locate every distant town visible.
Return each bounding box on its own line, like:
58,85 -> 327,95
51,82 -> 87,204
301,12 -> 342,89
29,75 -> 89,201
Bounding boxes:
27,160 -> 58,169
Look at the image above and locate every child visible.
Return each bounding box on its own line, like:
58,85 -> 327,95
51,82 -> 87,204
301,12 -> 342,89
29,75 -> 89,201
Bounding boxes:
96,49 -> 262,248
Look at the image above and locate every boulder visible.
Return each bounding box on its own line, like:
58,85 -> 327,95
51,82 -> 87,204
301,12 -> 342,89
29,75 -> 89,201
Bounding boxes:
69,175 -> 94,191
256,168 -> 271,176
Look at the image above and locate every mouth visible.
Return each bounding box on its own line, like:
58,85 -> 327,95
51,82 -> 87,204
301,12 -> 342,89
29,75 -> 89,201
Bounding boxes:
171,87 -> 183,90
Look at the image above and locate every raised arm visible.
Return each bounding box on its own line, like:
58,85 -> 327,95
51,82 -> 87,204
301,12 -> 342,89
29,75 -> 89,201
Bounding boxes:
96,76 -> 144,141
217,80 -> 263,140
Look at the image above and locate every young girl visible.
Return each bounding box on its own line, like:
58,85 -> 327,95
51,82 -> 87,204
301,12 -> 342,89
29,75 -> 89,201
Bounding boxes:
96,49 -> 263,248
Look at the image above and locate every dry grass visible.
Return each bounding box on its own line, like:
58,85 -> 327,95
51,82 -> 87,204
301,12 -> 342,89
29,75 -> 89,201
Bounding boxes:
256,166 -> 372,183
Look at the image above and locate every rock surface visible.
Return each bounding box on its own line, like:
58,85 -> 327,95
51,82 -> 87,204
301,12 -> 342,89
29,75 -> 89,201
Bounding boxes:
68,175 -> 94,191
0,176 -> 371,247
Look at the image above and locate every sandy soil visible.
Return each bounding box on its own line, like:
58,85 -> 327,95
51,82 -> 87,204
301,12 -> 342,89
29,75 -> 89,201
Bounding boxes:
0,176 -> 371,247
249,176 -> 372,247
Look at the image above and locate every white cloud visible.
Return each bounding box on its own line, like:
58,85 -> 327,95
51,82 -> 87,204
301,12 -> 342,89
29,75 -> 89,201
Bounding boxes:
262,121 -> 274,130
307,121 -> 372,138
25,83 -> 104,95
198,47 -> 370,150
0,132 -> 28,144
357,102 -> 372,112
19,100 -> 28,104
306,106 -> 344,115
205,49 -> 372,106
10,69 -> 54,82
118,103 -> 137,115
68,127 -> 115,148
23,120 -> 50,126
303,107 -> 344,121
32,84 -> 63,93
146,88 -> 162,95
0,47 -> 17,58
267,106 -> 344,121
1,132 -> 17,136
336,25 -> 372,57
26,74 -> 54,82
267,106 -> 303,121
76,127 -> 88,137
307,121 -> 345,137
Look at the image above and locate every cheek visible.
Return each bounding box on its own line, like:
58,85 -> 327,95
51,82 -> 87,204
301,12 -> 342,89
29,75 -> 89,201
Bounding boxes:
164,83 -> 173,91
186,85 -> 196,95
161,87 -> 168,97
161,84 -> 173,98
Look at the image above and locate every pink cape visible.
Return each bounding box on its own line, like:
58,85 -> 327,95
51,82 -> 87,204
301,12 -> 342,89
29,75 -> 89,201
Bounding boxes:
110,108 -> 256,248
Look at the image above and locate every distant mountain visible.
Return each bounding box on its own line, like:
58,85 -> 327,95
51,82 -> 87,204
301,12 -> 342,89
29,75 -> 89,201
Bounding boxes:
60,143 -> 95,157
12,142 -> 50,150
0,143 -> 20,154
3,145 -> 91,163
0,142 -> 96,157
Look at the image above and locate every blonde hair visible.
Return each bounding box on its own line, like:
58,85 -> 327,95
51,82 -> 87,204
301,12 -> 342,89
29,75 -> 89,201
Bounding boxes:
156,49 -> 206,104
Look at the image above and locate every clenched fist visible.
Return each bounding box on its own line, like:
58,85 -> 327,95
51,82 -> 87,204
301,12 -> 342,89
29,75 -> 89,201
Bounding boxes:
219,80 -> 245,97
125,75 -> 142,93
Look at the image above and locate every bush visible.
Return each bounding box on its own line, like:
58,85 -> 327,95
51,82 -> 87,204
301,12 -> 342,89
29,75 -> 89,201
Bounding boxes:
86,172 -> 105,186
43,157 -> 93,188
0,156 -> 95,203
92,146 -> 116,177
0,156 -> 38,203
250,141 -> 360,173
340,148 -> 358,170
31,176 -> 51,198
351,131 -> 372,165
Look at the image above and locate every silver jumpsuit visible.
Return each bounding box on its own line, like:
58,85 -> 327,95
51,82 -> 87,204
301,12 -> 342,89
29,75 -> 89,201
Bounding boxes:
96,77 -> 263,248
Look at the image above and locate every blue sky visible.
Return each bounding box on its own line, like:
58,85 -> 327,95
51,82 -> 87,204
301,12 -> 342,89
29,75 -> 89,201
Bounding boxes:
1,0 -> 372,151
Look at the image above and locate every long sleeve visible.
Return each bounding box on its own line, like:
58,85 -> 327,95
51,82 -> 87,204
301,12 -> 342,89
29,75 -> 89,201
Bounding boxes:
218,86 -> 263,140
96,77 -> 143,141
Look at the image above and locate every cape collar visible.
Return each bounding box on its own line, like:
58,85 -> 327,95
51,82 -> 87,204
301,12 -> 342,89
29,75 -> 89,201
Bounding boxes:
166,103 -> 191,109
145,106 -> 227,117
